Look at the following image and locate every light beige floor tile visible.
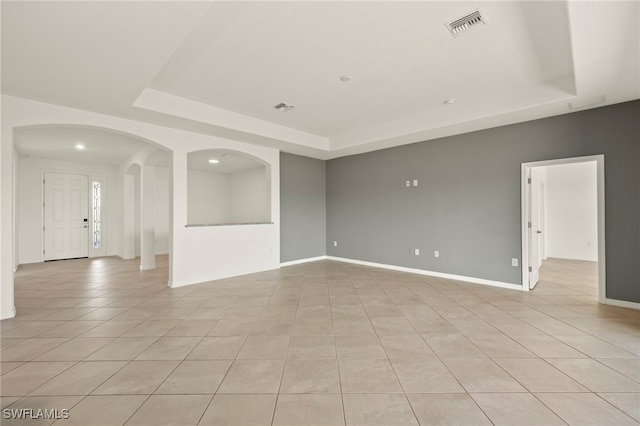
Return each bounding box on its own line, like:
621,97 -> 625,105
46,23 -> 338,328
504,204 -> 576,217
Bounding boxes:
208,319 -> 256,336
1,362 -> 74,396
338,358 -> 402,393
495,358 -> 588,392
343,393 -> 418,426
597,393 -> 640,422
1,362 -> 25,375
76,308 -> 130,322
199,394 -> 277,426
292,317 -> 334,335
0,321 -> 67,338
510,334 -> 589,358
0,338 -> 28,351
280,359 -> 340,393
135,337 -> 201,360
250,319 -> 294,336
39,321 -> 103,338
390,358 -> 464,393
124,395 -> 211,426
335,335 -> 387,358
92,361 -> 179,394
547,358 -> 640,392
443,358 -> 527,392
164,319 -> 218,336
467,334 -> 536,358
122,320 -> 181,337
187,336 -> 246,360
535,392 -> 639,426
34,337 -> 113,361
273,394 -> 344,426
58,395 -> 148,426
85,337 -> 158,361
370,317 -> 417,335
0,338 -> 70,361
471,393 -> 565,425
407,393 -> 492,426
218,360 -> 285,393
155,360 -> 231,394
333,319 -> 376,336
287,335 -> 336,358
597,358 -> 640,381
237,335 -> 290,359
555,334 -> 638,358
380,334 -> 435,358
79,321 -> 142,338
31,361 -> 126,395
422,334 -> 486,358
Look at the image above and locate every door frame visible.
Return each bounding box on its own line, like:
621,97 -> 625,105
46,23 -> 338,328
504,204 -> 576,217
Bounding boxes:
42,171 -> 92,262
520,154 -> 605,303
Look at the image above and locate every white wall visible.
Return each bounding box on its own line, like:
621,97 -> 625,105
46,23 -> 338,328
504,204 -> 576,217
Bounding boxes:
154,166 -> 170,254
17,156 -> 119,264
545,162 -> 598,261
229,166 -> 269,223
187,169 -> 229,225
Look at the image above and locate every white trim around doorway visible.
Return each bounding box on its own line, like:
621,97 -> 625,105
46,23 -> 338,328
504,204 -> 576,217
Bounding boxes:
520,154 -> 606,303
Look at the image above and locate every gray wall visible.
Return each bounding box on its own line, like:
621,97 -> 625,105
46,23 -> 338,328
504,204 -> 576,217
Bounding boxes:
327,100 -> 640,303
280,152 -> 326,262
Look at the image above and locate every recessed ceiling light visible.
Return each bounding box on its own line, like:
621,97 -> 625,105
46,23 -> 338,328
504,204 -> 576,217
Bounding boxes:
340,75 -> 352,82
75,143 -> 85,150
444,98 -> 456,105
208,159 -> 219,164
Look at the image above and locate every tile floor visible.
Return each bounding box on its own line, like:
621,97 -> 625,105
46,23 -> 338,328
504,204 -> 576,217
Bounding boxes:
1,256 -> 638,425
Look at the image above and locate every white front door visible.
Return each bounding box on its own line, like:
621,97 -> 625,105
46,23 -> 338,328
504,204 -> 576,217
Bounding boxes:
44,172 -> 89,261
528,168 -> 542,288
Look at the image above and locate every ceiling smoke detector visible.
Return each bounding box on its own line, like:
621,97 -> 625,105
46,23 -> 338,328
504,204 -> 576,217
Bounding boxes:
273,102 -> 295,112
446,8 -> 487,38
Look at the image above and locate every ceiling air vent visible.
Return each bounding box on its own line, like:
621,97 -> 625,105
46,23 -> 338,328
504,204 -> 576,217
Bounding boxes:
446,8 -> 487,38
274,102 -> 295,112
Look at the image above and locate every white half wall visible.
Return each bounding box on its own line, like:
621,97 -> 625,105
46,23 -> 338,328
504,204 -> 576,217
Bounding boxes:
545,162 -> 598,261
16,156 -> 119,264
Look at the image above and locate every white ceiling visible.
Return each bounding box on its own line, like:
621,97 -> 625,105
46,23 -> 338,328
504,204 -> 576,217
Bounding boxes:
188,150 -> 265,174
14,126 -> 150,166
2,1 -> 638,160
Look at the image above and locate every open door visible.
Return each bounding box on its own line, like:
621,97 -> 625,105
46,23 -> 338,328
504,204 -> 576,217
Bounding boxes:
528,168 -> 543,289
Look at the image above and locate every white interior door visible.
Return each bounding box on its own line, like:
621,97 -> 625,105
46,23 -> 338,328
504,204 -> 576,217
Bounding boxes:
44,172 -> 89,260
528,168 -> 542,288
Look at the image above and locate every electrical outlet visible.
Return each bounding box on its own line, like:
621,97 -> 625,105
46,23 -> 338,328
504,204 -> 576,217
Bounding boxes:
512,258 -> 518,267
405,180 -> 411,187
414,248 -> 420,256
413,179 -> 418,187
333,241 -> 337,247
434,251 -> 439,258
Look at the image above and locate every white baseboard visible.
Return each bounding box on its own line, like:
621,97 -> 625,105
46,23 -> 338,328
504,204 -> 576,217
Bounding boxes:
604,298 -> 640,310
325,256 -> 522,291
1,306 -> 17,320
280,256 -> 328,267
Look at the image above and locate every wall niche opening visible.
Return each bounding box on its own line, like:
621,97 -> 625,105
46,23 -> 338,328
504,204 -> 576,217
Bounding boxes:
187,150 -> 271,226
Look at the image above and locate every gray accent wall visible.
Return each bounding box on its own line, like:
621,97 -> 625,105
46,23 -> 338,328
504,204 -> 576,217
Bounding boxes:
280,152 -> 326,263
326,101 -> 640,303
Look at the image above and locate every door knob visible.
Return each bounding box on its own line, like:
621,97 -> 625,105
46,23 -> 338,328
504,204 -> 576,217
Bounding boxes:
536,230 -> 542,234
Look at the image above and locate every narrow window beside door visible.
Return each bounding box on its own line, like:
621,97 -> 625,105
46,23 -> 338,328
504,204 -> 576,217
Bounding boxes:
92,181 -> 101,248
